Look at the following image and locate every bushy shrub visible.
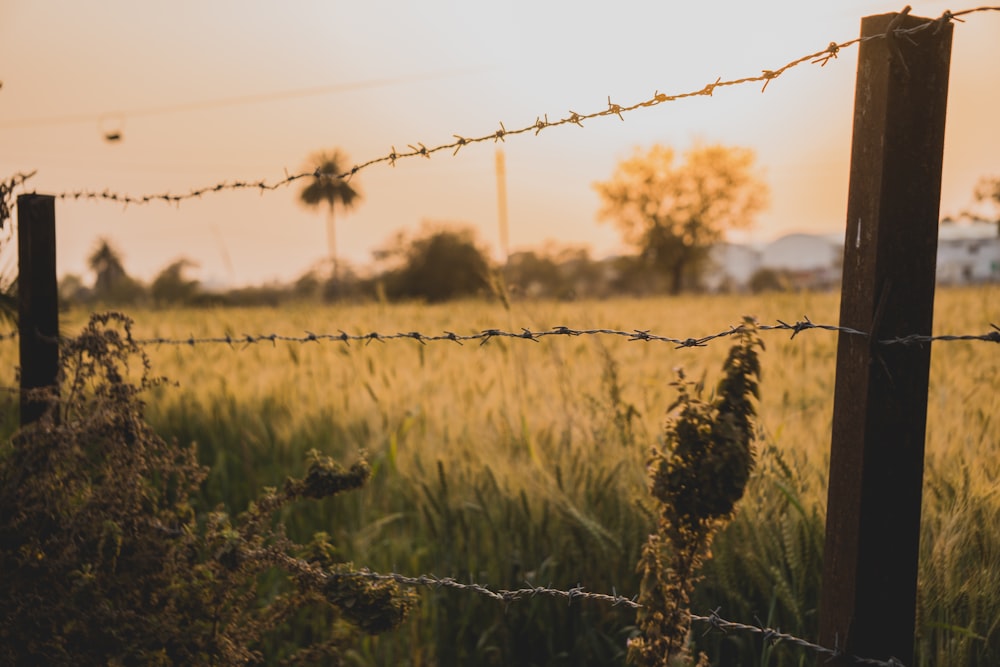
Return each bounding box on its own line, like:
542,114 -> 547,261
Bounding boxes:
0,312 -> 413,665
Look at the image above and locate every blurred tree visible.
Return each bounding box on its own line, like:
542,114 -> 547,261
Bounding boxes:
594,144 -> 769,294
321,261 -> 364,302
748,267 -> 791,293
293,268 -> 322,300
298,149 -> 362,287
553,245 -> 606,298
58,274 -> 89,307
504,250 -> 561,298
87,238 -> 145,304
151,258 -> 200,306
973,177 -> 1000,235
607,254 -> 666,296
0,274 -> 15,326
379,223 -> 491,302
504,243 -> 606,300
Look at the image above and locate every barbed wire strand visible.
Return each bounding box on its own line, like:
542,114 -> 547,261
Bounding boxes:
252,553 -> 907,667
4,6 -> 997,218
353,574 -> 909,666
338,568 -> 905,667
2,318 -> 996,349
252,544 -> 908,666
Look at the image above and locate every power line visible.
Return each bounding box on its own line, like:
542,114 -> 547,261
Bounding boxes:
0,68 -> 489,130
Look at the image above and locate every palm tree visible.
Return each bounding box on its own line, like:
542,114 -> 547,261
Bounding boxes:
298,149 -> 361,284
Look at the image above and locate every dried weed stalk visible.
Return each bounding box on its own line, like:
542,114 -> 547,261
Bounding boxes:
0,312 -> 413,665
630,317 -> 763,666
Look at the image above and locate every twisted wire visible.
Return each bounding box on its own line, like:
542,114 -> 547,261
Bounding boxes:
691,609 -> 906,667
1,319 -> 998,349
300,566 -> 910,667
76,320 -> 1000,349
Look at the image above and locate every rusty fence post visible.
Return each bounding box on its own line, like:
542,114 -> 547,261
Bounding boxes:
17,194 -> 59,426
819,10 -> 952,666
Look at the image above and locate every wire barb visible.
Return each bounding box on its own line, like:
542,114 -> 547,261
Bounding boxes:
812,42 -> 841,66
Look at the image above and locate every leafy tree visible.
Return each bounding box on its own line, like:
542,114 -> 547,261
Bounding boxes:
594,144 -> 769,294
748,267 -> 792,293
293,267 -> 323,300
378,223 -> 492,302
504,243 -> 606,299
88,237 -> 145,304
58,273 -> 89,305
298,149 -> 362,286
0,273 -> 15,326
151,258 -> 200,306
973,176 -> 1000,234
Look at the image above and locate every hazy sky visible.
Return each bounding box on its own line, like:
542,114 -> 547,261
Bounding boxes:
2,1 -> 998,287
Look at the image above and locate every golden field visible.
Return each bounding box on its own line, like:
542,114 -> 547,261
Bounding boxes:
2,287 -> 997,665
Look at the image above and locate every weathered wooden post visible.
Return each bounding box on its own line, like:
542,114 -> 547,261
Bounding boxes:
819,10 -> 952,665
17,194 -> 59,426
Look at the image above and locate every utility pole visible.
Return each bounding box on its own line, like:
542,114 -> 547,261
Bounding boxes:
495,148 -> 510,263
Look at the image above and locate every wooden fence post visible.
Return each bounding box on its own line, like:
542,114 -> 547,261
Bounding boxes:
17,194 -> 59,426
819,11 -> 952,665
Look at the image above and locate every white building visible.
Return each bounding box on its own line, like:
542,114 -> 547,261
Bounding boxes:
705,242 -> 760,292
758,233 -> 841,272
936,223 -> 1000,284
707,232 -> 842,291
706,224 -> 998,291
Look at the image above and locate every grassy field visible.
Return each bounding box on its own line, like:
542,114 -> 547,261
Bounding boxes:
2,287 -> 997,665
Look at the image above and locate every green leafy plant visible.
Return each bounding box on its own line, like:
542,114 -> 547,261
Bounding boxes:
0,312 -> 413,665
630,317 -> 763,666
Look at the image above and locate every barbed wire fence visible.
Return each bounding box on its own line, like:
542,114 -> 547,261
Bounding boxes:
0,314 -> 995,666
0,6 -> 996,219
0,317 -> 998,349
2,5 -> 999,667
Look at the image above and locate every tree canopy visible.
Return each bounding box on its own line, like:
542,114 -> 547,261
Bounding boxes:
594,144 -> 769,293
973,176 -> 1000,233
150,258 -> 200,306
87,238 -> 144,304
378,223 -> 492,302
298,149 -> 362,286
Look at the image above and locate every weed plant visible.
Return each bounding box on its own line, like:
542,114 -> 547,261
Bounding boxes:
630,319 -> 762,666
0,313 -> 413,664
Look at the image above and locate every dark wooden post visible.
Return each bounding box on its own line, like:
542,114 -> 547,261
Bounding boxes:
17,194 -> 59,426
819,11 -> 952,665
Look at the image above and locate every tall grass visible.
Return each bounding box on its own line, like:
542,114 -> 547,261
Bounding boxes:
1,287 -> 996,664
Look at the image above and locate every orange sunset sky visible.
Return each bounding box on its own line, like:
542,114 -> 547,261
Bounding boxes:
2,1 -> 998,287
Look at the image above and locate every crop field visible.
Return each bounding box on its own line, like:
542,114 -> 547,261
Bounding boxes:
2,286 -> 997,665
